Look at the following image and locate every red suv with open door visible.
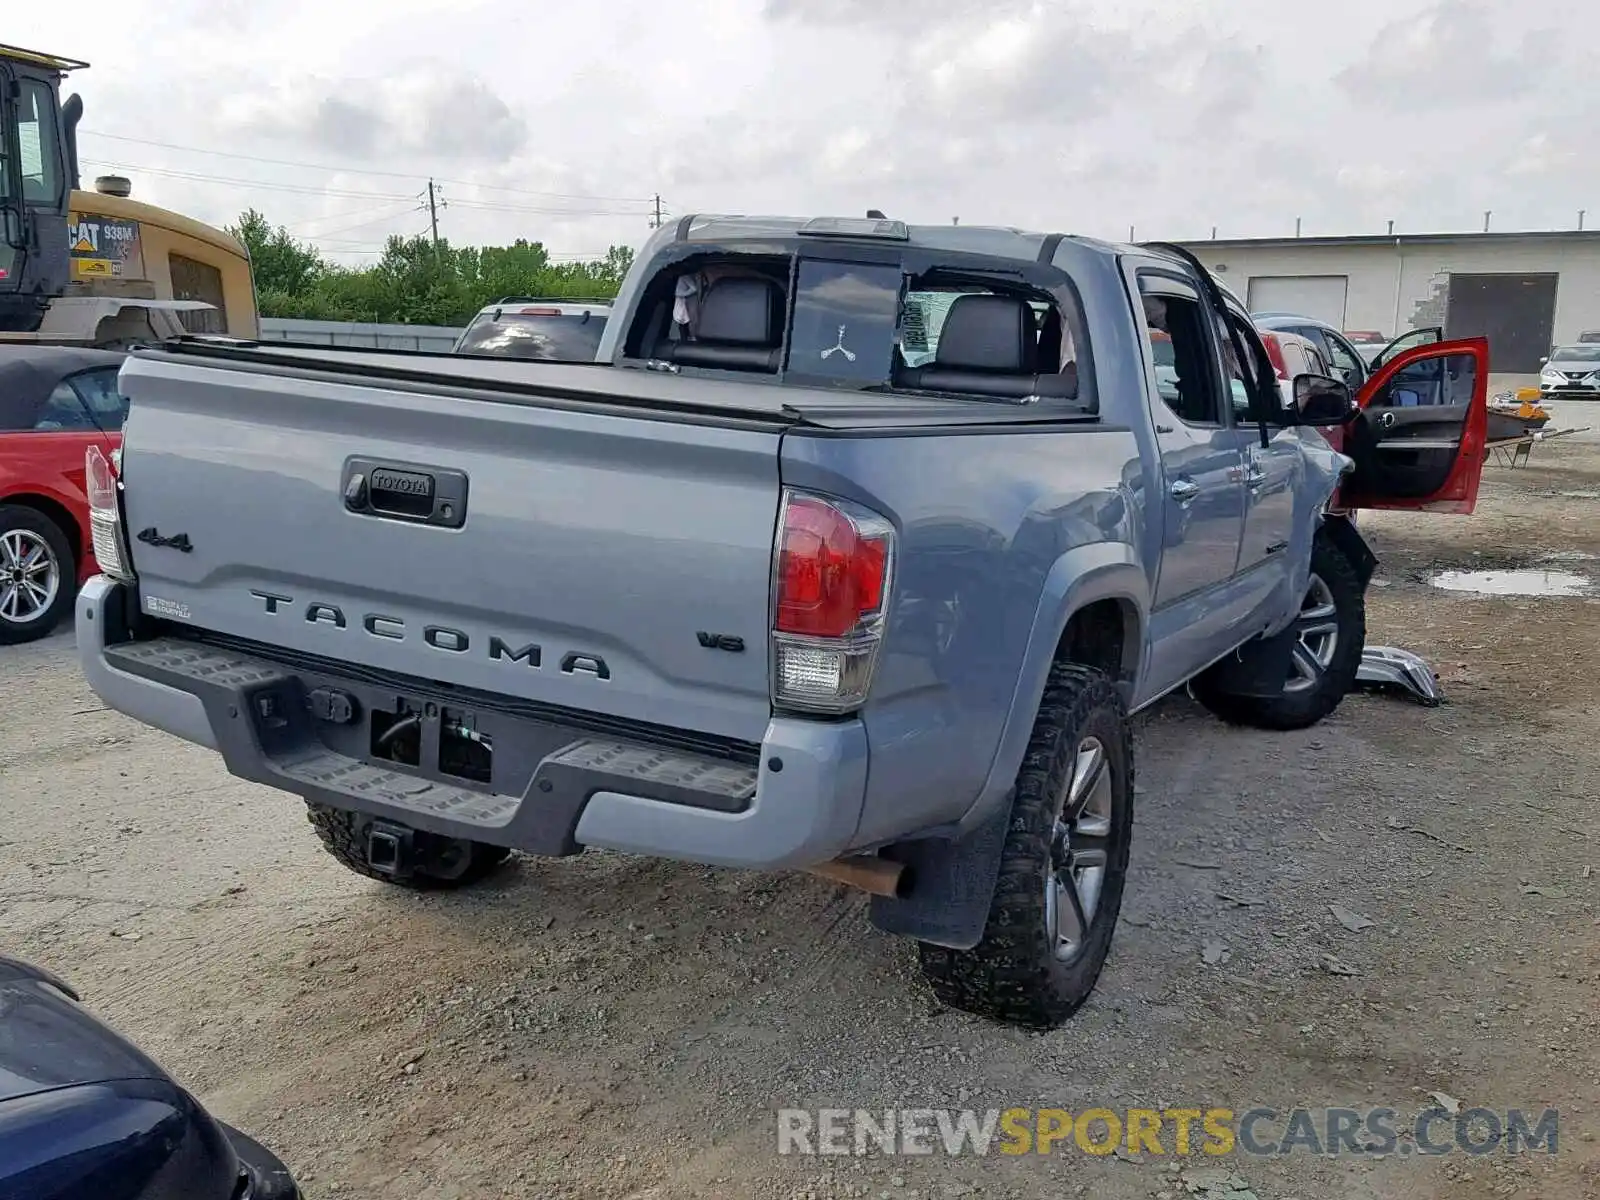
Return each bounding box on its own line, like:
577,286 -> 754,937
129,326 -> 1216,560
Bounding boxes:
0,347 -> 128,643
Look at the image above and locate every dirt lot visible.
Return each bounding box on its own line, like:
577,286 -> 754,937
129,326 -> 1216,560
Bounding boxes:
4,404 -> 1600,1200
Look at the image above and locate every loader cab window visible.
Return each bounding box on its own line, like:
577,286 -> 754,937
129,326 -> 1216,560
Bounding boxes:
15,79 -> 62,207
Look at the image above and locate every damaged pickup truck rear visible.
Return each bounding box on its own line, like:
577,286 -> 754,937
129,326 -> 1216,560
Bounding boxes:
78,216 -> 1489,1026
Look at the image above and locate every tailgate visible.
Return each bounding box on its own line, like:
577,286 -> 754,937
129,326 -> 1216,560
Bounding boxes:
115,354 -> 782,744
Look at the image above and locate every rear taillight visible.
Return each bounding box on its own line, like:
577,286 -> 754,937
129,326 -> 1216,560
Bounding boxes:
1260,333 -> 1290,380
86,444 -> 135,581
771,491 -> 894,714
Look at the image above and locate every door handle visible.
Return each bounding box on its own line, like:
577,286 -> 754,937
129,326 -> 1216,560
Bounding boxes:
342,457 -> 469,529
1169,478 -> 1200,504
1245,463 -> 1267,487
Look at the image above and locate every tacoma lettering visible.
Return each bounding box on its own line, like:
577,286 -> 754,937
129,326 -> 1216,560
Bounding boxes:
248,591 -> 598,675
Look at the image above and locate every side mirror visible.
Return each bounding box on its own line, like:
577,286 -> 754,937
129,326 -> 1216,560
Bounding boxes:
1541,356 -> 1549,364
1291,373 -> 1355,426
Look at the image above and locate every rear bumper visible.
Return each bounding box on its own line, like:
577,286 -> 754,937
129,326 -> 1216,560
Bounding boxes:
77,577 -> 869,870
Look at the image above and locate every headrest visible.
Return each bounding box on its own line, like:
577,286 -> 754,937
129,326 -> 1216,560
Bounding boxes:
697,277 -> 778,345
935,295 -> 1038,373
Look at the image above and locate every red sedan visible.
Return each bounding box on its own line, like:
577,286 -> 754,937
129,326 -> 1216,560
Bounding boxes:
0,347 -> 128,643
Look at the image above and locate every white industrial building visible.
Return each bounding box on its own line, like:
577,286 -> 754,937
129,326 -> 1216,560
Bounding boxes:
1177,230 -> 1600,376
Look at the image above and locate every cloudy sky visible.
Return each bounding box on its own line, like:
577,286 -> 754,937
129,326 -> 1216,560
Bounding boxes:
11,0 -> 1588,264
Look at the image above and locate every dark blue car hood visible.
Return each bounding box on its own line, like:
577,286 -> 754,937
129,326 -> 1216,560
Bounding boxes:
0,957 -> 168,1102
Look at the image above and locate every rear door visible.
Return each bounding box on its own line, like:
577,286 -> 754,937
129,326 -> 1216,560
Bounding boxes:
1340,337 -> 1490,515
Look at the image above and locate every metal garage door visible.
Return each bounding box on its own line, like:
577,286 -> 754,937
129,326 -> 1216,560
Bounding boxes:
1247,276 -> 1350,326
1444,273 -> 1558,375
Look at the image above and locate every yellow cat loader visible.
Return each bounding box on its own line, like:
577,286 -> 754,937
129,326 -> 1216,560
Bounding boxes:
0,44 -> 245,347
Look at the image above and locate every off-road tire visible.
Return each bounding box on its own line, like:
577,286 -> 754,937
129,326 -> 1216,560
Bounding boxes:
0,504 -> 76,645
917,663 -> 1133,1028
1192,534 -> 1366,731
304,802 -> 511,890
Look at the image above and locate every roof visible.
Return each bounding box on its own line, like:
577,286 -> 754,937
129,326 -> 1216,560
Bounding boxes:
1180,230 -> 1600,252
0,345 -> 124,394
0,347 -> 124,429
0,43 -> 89,72
674,213 -> 1150,264
1255,312 -> 1341,331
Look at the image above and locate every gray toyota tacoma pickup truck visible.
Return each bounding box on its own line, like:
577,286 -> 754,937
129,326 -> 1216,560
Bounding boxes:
76,216 -> 1489,1027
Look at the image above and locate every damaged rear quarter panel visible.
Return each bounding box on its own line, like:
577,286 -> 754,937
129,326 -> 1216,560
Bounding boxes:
779,424 -> 1146,847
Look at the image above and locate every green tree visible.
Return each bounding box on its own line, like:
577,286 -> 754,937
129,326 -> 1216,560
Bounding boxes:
232,209 -> 638,327
226,209 -> 325,300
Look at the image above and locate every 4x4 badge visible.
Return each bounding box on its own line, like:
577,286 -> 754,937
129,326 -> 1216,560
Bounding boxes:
821,324 -> 856,362
136,527 -> 193,553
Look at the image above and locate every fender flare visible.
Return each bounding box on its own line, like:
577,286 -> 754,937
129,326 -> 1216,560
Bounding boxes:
959,542 -> 1149,834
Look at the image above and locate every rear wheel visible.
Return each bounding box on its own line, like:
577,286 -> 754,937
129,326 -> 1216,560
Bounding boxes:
917,663 -> 1134,1028
1192,534 -> 1366,730
304,802 -> 511,890
0,505 -> 75,645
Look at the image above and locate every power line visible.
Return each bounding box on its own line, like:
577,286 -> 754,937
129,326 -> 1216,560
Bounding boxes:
287,200 -> 423,234
81,156 -> 658,218
80,157 -> 414,201
302,204 -> 425,240
79,129 -> 661,205
445,198 -> 658,218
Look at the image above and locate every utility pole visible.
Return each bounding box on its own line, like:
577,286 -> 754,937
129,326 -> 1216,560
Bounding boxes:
1387,220 -> 1395,236
1483,210 -> 1491,233
1294,216 -> 1302,237
427,179 -> 441,246
1580,209 -> 1587,231
649,195 -> 663,228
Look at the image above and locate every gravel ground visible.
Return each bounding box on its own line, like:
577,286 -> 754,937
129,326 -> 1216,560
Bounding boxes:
4,403 -> 1600,1200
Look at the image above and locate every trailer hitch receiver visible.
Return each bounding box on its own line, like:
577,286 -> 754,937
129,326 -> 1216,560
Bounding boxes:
366,822 -> 414,877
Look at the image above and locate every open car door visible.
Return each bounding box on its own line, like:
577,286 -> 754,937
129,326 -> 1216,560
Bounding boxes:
1338,336 -> 1490,515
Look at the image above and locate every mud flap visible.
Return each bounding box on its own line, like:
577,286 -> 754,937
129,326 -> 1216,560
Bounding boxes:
868,798 -> 1011,950
1319,514 -> 1378,589
1197,623 -> 1300,700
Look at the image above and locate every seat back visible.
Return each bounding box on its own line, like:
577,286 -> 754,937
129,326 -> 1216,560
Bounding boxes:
900,294 -> 1076,399
664,277 -> 783,372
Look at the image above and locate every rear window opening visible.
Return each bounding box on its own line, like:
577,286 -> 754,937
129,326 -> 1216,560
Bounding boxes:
624,253 -> 791,374
619,249 -> 1086,405
455,307 -> 610,362
890,274 -> 1078,403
